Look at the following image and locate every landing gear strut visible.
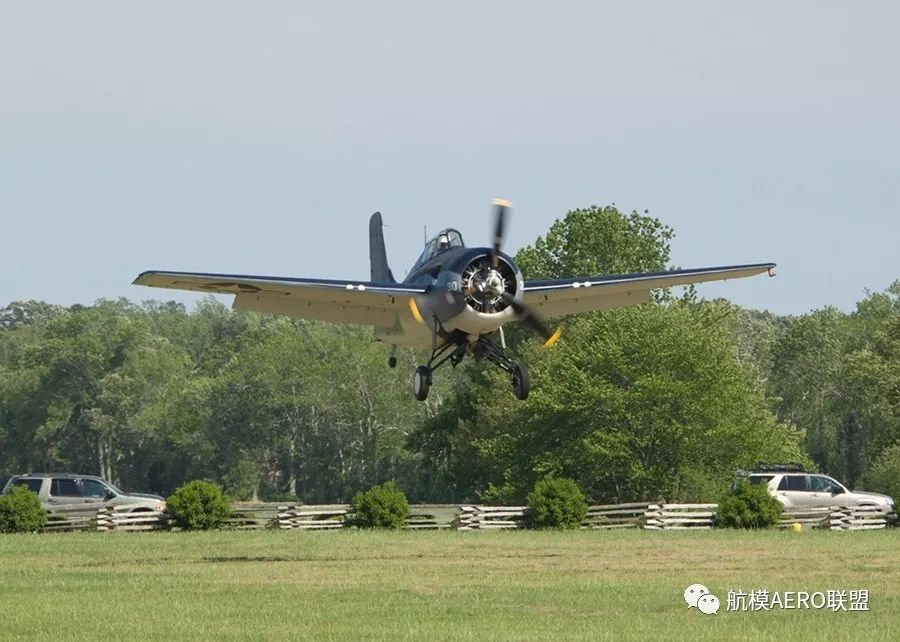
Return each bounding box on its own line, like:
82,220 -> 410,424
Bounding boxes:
411,327 -> 467,401
411,327 -> 530,401
473,334 -> 531,400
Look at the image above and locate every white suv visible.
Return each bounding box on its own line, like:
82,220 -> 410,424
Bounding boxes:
747,468 -> 894,513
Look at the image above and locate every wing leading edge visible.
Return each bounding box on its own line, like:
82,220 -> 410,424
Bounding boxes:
132,270 -> 426,327
522,263 -> 775,317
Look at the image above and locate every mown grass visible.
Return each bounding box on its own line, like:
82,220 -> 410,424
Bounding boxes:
0,529 -> 897,640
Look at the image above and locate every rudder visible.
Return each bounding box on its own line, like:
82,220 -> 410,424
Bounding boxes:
369,212 -> 395,283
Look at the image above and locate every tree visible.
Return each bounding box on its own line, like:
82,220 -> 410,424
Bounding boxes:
462,302 -> 806,503
0,300 -> 66,332
861,443 -> 900,500
768,283 -> 900,486
200,318 -> 427,502
515,205 -> 673,280
770,308 -> 850,476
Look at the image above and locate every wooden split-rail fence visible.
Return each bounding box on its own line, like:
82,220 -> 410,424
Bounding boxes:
96,507 -> 168,532
275,504 -> 455,530
643,504 -> 716,530
829,505 -> 889,531
456,503 -> 655,530
456,503 -> 894,531
34,502 -> 894,533
37,505 -> 169,532
457,505 -> 531,530
777,507 -> 831,529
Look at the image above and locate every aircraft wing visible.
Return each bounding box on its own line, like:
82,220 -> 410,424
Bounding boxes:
522,263 -> 775,317
133,270 -> 427,327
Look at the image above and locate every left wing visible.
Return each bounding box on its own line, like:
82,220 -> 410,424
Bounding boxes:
133,270 -> 426,327
522,263 -> 775,317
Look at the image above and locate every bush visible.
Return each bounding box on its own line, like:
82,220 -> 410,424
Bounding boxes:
527,477 -> 588,530
0,486 -> 48,533
716,479 -> 783,528
165,480 -> 232,530
351,481 -> 409,529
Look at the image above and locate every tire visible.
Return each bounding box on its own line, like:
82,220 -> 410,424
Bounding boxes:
388,356 -> 398,368
512,363 -> 530,400
413,365 -> 432,401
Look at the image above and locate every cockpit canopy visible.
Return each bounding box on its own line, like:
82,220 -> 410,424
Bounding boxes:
414,228 -> 465,266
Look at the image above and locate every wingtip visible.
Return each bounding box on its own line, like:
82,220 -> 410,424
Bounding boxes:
132,270 -> 162,286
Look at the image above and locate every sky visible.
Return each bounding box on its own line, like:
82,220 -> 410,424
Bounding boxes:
1,1 -> 898,316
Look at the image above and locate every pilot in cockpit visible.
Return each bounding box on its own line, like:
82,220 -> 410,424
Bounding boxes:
437,234 -> 451,252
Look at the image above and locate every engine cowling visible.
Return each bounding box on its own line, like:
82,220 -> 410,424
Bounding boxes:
412,250 -> 525,338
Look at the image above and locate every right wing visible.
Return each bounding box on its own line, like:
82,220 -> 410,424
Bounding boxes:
133,270 -> 426,328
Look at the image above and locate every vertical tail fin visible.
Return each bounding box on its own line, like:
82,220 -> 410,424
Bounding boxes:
369,212 -> 395,283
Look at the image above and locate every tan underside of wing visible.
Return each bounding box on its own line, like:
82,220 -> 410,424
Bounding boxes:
136,272 -> 400,305
233,293 -> 402,327
523,290 -> 653,316
522,264 -> 771,317
135,271 -> 423,330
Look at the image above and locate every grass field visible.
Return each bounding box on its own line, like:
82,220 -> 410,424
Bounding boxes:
0,529 -> 897,640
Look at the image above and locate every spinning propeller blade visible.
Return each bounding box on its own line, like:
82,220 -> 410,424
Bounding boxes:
490,198 -> 510,268
501,292 -> 561,348
490,198 -> 560,348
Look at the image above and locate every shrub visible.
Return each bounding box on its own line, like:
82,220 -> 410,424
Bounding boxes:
351,481 -> 409,529
0,486 -> 48,533
165,480 -> 232,530
527,477 -> 588,530
716,479 -> 783,528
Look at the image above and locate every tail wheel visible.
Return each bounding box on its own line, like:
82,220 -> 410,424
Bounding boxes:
511,363 -> 530,400
413,365 -> 432,401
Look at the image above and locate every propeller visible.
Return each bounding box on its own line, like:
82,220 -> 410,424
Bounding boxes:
489,198 -> 562,348
490,198 -> 510,269
501,292 -> 562,348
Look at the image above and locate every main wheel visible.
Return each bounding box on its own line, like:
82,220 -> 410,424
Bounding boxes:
413,365 -> 432,401
388,356 -> 397,368
511,363 -> 530,400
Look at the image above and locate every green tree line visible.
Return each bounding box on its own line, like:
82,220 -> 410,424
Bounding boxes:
2,207 -> 898,502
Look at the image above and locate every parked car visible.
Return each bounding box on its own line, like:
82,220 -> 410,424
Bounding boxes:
741,463 -> 894,513
1,473 -> 165,513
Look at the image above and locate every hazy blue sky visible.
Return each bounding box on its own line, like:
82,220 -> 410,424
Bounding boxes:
2,2 -> 897,315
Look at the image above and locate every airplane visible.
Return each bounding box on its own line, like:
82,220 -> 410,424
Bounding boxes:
133,200 -> 775,401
